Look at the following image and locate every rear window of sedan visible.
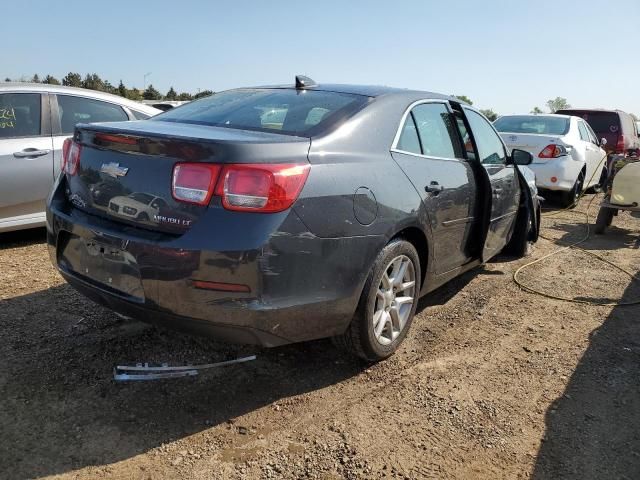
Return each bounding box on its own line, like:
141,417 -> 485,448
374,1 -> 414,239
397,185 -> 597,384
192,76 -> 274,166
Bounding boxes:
557,111 -> 620,137
494,115 -> 570,135
152,89 -> 369,136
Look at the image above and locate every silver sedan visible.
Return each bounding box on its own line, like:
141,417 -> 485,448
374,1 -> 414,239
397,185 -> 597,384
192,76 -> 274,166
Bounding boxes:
0,83 -> 160,232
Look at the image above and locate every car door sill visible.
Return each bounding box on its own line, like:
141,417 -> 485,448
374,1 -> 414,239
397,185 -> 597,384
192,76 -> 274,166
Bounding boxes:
424,258 -> 483,295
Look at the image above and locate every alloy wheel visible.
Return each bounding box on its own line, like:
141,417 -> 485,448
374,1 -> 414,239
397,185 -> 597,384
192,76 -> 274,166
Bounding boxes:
372,255 -> 416,345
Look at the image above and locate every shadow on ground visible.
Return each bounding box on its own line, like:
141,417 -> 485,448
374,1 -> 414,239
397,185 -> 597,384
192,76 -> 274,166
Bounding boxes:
544,220 -> 640,250
0,284 -> 365,479
0,227 -> 46,250
533,270 -> 640,478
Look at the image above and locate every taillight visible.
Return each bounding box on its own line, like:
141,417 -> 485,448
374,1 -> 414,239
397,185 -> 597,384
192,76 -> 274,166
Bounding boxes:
172,162 -> 310,212
214,163 -> 310,212
538,144 -> 568,159
61,138 -> 82,175
172,163 -> 222,205
615,134 -> 625,154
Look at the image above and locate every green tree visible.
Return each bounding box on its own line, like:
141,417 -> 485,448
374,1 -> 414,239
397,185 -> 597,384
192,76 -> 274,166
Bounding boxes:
177,92 -> 193,101
62,72 -> 82,87
31,74 -> 41,83
531,106 -> 543,114
43,75 -> 61,85
4,77 -> 11,82
118,80 -> 127,97
125,87 -> 142,100
165,86 -> 177,100
82,73 -> 105,91
480,109 -> 498,121
143,84 -> 162,100
546,97 -> 570,113
193,89 -> 214,99
103,80 -> 117,94
453,95 -> 473,105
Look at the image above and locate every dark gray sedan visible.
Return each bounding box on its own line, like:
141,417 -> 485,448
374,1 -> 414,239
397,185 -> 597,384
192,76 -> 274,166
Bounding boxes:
47,76 -> 537,360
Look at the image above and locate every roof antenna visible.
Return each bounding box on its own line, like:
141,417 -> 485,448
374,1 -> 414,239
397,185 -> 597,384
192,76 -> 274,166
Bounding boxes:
295,75 -> 316,89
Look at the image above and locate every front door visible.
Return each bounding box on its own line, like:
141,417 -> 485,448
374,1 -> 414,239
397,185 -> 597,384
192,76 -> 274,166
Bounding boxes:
0,92 -> 53,229
462,107 -> 520,262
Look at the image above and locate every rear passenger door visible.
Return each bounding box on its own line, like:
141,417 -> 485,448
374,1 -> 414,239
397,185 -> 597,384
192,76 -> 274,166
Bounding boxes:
391,101 -> 479,275
462,107 -> 520,262
0,92 -> 54,225
51,95 -> 130,177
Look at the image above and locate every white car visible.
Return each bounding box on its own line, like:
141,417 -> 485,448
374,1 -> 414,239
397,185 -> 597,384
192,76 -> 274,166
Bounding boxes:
0,83 -> 161,233
108,192 -> 167,222
494,114 -> 608,206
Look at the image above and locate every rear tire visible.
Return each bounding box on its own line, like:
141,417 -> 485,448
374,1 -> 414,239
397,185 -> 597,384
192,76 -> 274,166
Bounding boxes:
560,171 -> 585,208
595,207 -> 615,234
334,238 -> 421,362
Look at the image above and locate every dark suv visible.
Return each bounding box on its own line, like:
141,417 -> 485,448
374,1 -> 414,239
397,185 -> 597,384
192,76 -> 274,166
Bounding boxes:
556,109 -> 640,156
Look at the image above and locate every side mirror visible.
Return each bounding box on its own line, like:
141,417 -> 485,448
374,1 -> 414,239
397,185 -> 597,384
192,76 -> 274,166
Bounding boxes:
600,137 -> 607,146
511,148 -> 533,166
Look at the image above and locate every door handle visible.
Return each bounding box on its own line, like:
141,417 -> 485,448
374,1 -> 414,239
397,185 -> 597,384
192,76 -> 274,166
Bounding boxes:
425,181 -> 444,195
13,149 -> 51,158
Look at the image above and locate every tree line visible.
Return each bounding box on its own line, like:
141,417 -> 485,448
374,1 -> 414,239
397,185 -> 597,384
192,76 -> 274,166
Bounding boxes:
454,95 -> 576,120
3,72 -> 213,101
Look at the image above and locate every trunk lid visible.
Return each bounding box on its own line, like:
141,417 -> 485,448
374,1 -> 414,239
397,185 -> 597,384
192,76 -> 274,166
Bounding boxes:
66,121 -> 310,234
499,133 -> 566,164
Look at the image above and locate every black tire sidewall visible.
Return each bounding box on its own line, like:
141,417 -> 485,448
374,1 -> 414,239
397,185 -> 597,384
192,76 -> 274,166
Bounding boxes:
356,239 -> 421,360
595,207 -> 614,234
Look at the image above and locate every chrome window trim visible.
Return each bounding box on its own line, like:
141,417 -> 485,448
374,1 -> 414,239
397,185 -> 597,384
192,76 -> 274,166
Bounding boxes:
389,148 -> 465,163
391,99 -> 466,162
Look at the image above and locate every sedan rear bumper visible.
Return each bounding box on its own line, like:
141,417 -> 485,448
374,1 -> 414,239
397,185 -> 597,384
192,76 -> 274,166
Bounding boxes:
527,156 -> 582,191
47,180 -> 383,347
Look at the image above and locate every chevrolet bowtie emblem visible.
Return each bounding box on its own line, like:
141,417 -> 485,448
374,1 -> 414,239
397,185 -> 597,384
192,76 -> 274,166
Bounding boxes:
100,162 -> 129,178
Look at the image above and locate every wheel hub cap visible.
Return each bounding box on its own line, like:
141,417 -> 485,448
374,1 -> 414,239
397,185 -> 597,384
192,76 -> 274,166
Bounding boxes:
373,255 -> 416,346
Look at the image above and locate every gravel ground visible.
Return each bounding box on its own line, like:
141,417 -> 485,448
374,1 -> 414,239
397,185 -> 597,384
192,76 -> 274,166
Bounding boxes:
1,194 -> 639,480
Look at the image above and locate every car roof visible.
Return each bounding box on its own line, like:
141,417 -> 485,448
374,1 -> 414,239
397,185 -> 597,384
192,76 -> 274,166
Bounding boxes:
557,108 -> 627,115
246,83 -> 461,102
499,113 -> 573,119
0,82 -> 160,114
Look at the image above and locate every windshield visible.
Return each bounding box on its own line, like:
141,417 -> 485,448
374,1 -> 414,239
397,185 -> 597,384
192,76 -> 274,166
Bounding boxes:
494,115 -> 570,135
152,88 -> 370,136
130,193 -> 154,204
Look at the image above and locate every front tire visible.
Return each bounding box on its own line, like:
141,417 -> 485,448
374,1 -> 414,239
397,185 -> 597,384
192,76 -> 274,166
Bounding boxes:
335,238 -> 421,362
502,206 -> 533,257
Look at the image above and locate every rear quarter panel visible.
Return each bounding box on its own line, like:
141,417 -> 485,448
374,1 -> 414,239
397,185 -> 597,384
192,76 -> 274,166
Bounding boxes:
294,94 -> 434,272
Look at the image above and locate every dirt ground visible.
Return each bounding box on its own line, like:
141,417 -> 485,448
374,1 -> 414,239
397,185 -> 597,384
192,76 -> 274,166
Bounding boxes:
1,194 -> 639,480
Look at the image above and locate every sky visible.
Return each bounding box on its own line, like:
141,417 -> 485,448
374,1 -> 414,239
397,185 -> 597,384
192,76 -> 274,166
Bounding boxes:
4,0 -> 640,115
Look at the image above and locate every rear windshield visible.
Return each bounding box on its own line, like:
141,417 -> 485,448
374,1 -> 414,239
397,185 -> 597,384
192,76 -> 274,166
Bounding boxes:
494,115 -> 569,135
557,110 -> 620,136
152,88 -> 370,136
